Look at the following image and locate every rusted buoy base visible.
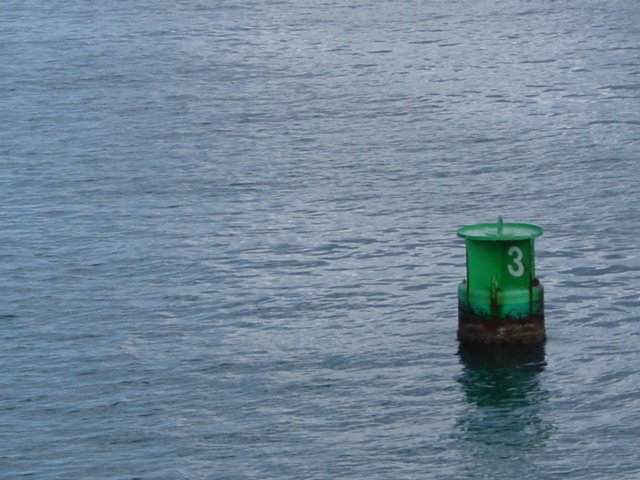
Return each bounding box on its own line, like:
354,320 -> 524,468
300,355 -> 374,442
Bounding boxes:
458,308 -> 545,345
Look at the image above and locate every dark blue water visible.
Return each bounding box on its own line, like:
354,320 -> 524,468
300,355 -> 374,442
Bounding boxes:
2,1 -> 640,478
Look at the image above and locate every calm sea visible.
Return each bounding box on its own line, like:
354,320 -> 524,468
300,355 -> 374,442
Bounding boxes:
2,1 -> 640,478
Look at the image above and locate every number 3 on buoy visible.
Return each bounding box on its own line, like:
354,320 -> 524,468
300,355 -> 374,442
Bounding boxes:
507,246 -> 525,277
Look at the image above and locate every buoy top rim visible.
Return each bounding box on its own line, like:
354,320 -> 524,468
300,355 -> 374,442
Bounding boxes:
457,222 -> 543,241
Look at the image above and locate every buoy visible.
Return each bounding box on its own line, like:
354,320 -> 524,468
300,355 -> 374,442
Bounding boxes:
457,217 -> 545,344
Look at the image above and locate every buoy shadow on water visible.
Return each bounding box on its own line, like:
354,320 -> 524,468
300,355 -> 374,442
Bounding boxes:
457,341 -> 546,371
454,341 -> 552,457
456,342 -> 547,409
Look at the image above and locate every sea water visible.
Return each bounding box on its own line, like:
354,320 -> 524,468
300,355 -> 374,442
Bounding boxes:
2,1 -> 640,478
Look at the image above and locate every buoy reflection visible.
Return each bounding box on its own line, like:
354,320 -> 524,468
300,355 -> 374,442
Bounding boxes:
454,342 -> 552,476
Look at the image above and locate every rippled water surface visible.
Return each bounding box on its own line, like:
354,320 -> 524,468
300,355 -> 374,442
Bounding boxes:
2,1 -> 640,478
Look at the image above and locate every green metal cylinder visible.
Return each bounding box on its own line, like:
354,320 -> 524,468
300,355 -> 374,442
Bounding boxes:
457,217 -> 545,344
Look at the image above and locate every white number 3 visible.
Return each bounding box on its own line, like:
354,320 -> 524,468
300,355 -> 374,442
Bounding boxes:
507,246 -> 525,277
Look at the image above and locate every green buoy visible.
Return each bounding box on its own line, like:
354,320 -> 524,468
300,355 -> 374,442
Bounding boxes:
457,216 -> 545,344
